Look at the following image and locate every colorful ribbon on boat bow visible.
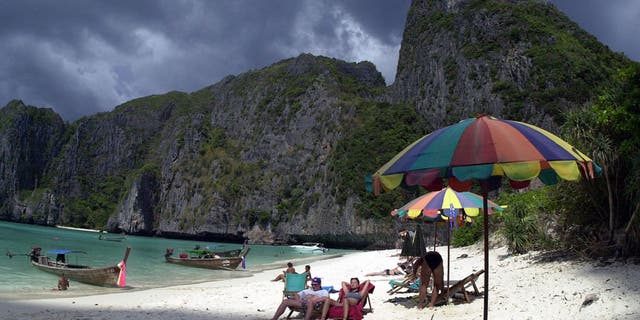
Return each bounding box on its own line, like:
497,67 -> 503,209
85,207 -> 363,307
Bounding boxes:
117,260 -> 126,287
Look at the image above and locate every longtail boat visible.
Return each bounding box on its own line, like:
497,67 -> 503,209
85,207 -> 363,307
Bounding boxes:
24,247 -> 131,287
164,246 -> 250,270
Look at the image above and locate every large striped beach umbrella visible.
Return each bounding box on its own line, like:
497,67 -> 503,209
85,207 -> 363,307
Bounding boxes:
372,115 -> 599,319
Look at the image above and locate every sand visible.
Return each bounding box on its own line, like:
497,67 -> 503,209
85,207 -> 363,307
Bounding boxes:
1,244 -> 639,320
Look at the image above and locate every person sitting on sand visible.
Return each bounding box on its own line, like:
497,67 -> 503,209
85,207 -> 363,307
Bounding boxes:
413,251 -> 444,309
365,263 -> 407,276
271,262 -> 296,282
319,277 -> 371,320
271,277 -> 328,320
57,275 -> 69,291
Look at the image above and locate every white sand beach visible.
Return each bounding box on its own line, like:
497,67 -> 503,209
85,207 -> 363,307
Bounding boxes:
2,244 -> 639,320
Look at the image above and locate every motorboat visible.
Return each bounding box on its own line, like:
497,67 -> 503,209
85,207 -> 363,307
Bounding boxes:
289,242 -> 329,253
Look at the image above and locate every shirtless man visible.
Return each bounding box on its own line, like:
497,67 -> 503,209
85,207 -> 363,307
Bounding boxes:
271,262 -> 296,282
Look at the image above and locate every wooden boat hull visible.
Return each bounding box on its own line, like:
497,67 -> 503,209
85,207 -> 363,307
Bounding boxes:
165,248 -> 250,270
31,260 -> 122,287
165,256 -> 243,269
29,247 -> 130,287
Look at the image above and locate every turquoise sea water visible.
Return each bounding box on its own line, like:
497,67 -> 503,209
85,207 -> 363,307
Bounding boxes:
0,221 -> 353,300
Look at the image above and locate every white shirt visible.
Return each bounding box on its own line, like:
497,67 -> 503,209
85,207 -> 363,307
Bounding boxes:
298,288 -> 328,301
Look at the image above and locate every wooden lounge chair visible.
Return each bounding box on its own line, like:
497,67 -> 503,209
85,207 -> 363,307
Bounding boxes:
283,285 -> 338,319
325,282 -> 375,320
442,269 -> 485,303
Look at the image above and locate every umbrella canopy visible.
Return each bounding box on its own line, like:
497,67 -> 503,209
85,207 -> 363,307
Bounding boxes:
396,187 -> 503,220
373,115 -> 599,193
392,187 -> 503,302
372,115 -> 598,320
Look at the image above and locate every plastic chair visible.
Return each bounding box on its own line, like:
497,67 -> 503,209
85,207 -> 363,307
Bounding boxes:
283,273 -> 308,299
388,276 -> 421,294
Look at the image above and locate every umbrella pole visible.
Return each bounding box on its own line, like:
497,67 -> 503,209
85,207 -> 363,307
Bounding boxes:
482,179 -> 489,320
434,222 -> 437,251
447,221 -> 451,301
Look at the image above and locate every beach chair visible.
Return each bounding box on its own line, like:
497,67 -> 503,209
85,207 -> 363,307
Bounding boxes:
283,273 -> 317,319
386,257 -> 421,294
325,281 -> 376,320
283,272 -> 307,299
388,276 -> 421,294
442,269 -> 485,303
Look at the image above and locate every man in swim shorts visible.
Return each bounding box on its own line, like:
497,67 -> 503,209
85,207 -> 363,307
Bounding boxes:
271,277 -> 328,320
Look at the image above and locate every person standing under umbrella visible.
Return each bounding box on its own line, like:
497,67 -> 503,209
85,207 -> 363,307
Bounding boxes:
413,251 -> 444,309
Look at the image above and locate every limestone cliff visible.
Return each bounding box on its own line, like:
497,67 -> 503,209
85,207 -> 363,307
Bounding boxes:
0,0 -> 633,248
389,0 -> 628,130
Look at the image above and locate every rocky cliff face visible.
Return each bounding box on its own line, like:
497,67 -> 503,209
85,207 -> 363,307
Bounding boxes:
0,0 -> 632,248
0,100 -> 65,222
0,54 -> 398,247
389,0 -> 628,130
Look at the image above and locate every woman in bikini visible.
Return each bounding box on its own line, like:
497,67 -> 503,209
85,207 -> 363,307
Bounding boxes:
319,277 -> 370,320
364,262 -> 407,276
413,251 -> 444,309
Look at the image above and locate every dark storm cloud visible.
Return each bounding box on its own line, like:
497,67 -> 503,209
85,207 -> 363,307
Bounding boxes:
550,0 -> 640,61
0,0 -> 637,121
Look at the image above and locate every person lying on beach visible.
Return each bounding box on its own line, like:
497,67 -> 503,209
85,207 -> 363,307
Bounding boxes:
319,277 -> 371,320
271,277 -> 328,320
365,263 -> 407,276
271,262 -> 296,282
413,251 -> 444,309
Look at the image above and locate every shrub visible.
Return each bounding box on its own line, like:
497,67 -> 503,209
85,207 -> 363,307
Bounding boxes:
452,214 -> 483,247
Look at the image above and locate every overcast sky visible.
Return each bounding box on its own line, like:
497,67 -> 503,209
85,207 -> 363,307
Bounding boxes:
1,0 -> 638,121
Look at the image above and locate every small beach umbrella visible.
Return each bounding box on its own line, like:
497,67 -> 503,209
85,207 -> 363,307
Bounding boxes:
372,115 -> 599,319
395,187 -> 503,219
393,187 -> 503,296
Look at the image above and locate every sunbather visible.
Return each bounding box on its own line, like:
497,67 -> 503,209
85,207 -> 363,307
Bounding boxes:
413,251 -> 444,309
365,262 -> 408,276
319,278 -> 370,320
271,262 -> 296,282
271,277 -> 328,320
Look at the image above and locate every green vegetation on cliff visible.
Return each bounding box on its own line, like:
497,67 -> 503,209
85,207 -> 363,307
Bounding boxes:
464,0 -> 629,120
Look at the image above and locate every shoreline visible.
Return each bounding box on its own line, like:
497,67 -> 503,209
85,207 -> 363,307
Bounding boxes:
1,245 -> 639,319
0,252 -> 346,302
